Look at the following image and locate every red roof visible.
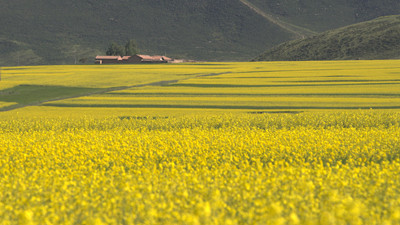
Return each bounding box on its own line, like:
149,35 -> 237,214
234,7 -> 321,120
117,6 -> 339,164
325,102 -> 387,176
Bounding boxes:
95,56 -> 122,60
95,55 -> 172,63
161,56 -> 172,61
136,55 -> 172,61
121,56 -> 131,60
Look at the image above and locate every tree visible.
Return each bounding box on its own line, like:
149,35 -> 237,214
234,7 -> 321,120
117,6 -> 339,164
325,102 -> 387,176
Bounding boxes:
106,42 -> 117,56
106,42 -> 125,56
125,39 -> 139,56
106,40 -> 139,56
79,58 -> 88,64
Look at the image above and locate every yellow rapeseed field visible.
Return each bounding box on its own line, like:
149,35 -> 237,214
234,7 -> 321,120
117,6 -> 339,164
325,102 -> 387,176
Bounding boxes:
1,61 -> 400,224
1,112 -> 400,224
38,60 -> 400,113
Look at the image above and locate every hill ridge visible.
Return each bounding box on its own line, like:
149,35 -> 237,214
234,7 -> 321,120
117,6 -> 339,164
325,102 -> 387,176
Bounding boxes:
254,15 -> 400,61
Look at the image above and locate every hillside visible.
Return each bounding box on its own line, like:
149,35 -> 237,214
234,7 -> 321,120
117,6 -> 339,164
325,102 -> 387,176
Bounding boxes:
0,0 -> 399,65
247,0 -> 400,32
254,15 -> 400,61
0,0 -> 294,66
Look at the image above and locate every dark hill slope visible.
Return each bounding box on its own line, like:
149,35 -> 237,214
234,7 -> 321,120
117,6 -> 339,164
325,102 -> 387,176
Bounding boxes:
0,0 -> 293,65
0,0 -> 399,65
254,15 -> 400,61
247,0 -> 400,32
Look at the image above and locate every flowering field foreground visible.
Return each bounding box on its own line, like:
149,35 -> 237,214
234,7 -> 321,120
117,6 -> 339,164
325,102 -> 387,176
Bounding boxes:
1,112 -> 400,225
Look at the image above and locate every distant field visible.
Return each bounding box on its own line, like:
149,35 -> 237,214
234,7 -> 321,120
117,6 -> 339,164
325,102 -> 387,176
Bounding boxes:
1,60 -> 399,118
0,63 -> 225,114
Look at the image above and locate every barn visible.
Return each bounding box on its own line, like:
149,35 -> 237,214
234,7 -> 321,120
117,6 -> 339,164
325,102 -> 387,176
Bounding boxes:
95,55 -> 173,64
124,55 -> 172,64
95,56 -> 122,64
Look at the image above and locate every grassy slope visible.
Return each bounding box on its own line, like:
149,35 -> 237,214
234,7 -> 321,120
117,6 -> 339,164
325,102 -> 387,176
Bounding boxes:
1,0 -> 399,66
248,0 -> 400,32
0,0 -> 293,66
254,15 -> 400,61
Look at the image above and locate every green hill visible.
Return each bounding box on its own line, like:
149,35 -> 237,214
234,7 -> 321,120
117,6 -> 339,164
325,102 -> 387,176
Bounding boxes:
246,0 -> 400,32
0,0 -> 294,65
0,0 -> 399,65
254,15 -> 400,61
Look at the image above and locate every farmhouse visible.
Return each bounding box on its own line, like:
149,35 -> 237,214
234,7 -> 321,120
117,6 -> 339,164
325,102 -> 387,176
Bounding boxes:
95,56 -> 122,64
95,54 -> 173,64
125,55 -> 173,64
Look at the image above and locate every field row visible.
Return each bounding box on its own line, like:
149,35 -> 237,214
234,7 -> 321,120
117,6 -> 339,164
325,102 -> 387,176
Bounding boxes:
1,60 -> 400,115
44,94 -> 400,110
40,60 -> 400,112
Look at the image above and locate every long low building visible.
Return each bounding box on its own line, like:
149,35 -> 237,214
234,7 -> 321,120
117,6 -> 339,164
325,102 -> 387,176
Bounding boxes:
95,54 -> 173,64
95,56 -> 123,64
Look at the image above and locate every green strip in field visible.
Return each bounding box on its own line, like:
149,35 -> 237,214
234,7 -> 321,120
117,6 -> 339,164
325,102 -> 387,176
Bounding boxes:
107,92 -> 400,98
0,85 -> 104,111
279,79 -> 400,83
42,103 -> 400,110
168,82 -> 400,88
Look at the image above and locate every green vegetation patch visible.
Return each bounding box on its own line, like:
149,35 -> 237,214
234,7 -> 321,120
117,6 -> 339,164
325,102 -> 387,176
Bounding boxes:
0,85 -> 104,111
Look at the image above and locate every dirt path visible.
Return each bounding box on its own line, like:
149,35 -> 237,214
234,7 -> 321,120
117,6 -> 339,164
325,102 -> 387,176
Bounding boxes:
0,72 -> 229,112
239,0 -> 317,38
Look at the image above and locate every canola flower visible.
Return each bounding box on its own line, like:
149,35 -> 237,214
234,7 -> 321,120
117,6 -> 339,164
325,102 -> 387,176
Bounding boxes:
0,112 -> 400,224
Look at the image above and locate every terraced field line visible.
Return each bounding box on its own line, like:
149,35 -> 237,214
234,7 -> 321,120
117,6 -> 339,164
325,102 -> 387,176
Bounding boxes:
0,72 -> 230,112
239,0 -> 317,38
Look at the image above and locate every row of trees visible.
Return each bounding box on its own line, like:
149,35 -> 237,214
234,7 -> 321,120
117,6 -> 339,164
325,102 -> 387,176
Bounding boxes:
106,39 -> 139,56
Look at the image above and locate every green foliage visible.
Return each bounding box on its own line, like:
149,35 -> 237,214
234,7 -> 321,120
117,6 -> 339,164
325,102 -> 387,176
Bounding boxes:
125,39 -> 139,56
106,42 -> 125,56
105,40 -> 139,56
0,85 -> 104,111
254,15 -> 400,61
